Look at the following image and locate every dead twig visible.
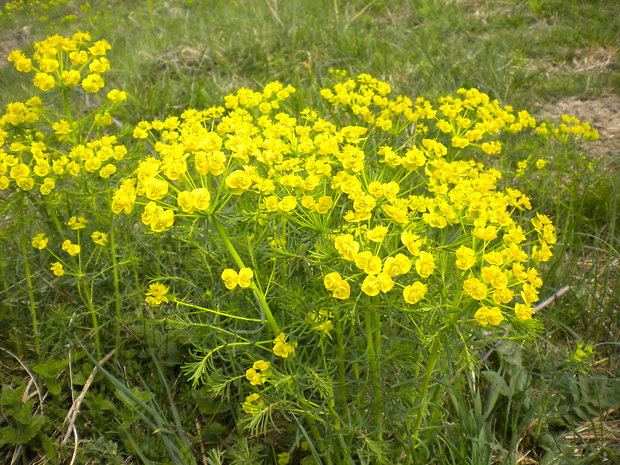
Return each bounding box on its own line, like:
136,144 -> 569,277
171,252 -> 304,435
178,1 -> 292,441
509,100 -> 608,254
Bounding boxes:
61,349 -> 115,446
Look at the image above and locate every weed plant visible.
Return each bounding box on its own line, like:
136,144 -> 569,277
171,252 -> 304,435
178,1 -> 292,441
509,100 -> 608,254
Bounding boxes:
0,1 -> 618,464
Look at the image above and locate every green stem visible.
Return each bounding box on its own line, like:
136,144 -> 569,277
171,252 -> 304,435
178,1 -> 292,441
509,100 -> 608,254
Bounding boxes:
212,218 -> 280,335
335,315 -> 348,421
21,235 -> 40,359
78,279 -> 101,360
364,304 -> 383,442
109,227 -> 122,362
411,337 -> 440,447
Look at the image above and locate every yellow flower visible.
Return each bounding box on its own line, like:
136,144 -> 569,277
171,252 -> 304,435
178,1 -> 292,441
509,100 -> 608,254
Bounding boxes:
225,170 -> 253,194
61,69 -> 81,87
221,268 -> 239,290
61,240 -> 80,256
238,268 -> 253,288
514,303 -> 533,320
366,225 -> 388,242
242,393 -> 265,414
31,233 -> 48,250
245,367 -> 267,386
403,281 -> 427,304
91,231 -> 108,246
332,280 -> 350,300
106,89 -> 128,103
474,306 -> 504,326
278,196 -> 298,212
273,333 -> 295,358
323,272 -> 343,291
455,245 -> 476,270
50,262 -> 64,277
33,73 -> 55,92
253,360 -> 270,371
67,216 -> 88,230
383,253 -> 412,277
81,73 -> 104,93
415,251 -> 435,278
145,283 -> 169,306
361,275 -> 381,296
463,277 -> 488,300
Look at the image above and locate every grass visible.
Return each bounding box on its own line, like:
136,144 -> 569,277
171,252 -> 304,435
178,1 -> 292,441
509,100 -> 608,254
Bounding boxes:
0,0 -> 618,464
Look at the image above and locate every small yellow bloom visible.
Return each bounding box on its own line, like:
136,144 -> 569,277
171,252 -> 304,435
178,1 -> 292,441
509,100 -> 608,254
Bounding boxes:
145,283 -> 169,306
455,245 -> 476,270
332,280 -> 351,300
32,233 -> 48,250
474,306 -> 504,326
514,303 -> 533,320
403,281 -> 427,304
221,268 -> 239,290
245,367 -> 267,386
253,360 -> 271,371
238,268 -> 254,288
415,251 -> 435,278
91,231 -> 108,246
273,333 -> 295,358
366,225 -> 388,242
361,275 -> 381,297
67,216 -> 88,230
107,89 -> 128,103
61,240 -> 80,256
50,262 -> 64,277
242,393 -> 265,414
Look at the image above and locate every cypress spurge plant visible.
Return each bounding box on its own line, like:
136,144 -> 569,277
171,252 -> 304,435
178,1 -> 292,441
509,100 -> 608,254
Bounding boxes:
1,32 -> 601,464
110,73 -> 597,463
1,32 -> 131,358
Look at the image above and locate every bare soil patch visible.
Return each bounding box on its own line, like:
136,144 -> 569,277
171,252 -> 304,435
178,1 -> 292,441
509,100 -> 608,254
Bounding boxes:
536,94 -> 620,165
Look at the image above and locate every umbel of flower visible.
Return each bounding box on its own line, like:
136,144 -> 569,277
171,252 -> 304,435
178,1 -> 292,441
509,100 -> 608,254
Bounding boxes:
8,32 -> 112,94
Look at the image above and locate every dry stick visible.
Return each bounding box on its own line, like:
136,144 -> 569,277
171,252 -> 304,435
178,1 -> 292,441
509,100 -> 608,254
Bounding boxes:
61,349 -> 116,446
479,285 -> 571,364
68,421 -> 78,465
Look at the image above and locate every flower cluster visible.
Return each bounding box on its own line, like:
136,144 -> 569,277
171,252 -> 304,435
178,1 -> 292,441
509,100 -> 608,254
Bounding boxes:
110,74 -> 560,328
1,33 -> 128,196
324,156 -> 553,326
30,215 -> 109,278
0,129 -> 128,195
8,31 -> 113,94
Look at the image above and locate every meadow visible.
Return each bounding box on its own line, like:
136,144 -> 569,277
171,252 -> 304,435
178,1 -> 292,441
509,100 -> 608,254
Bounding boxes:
0,1 -> 618,464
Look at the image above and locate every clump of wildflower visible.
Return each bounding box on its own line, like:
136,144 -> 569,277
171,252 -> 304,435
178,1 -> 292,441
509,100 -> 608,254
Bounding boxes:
145,283 -> 169,306
8,32 -> 111,94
